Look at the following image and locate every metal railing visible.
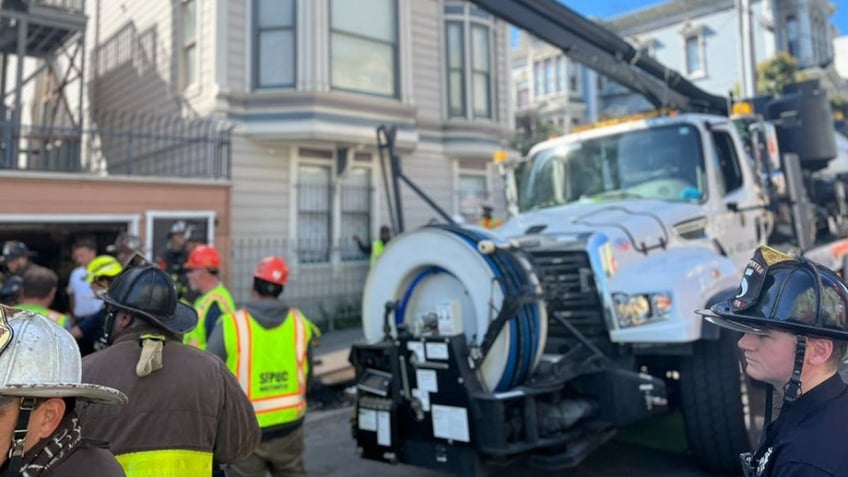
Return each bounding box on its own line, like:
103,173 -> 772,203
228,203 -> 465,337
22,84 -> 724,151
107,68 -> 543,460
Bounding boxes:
33,0 -> 85,13
231,237 -> 370,332
0,111 -> 233,179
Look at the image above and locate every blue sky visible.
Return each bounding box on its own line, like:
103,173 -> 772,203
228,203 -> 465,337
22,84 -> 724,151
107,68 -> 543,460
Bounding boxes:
562,0 -> 848,35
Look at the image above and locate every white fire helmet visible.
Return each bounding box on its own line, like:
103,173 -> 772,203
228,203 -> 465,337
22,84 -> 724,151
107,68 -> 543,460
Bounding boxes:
0,307 -> 126,405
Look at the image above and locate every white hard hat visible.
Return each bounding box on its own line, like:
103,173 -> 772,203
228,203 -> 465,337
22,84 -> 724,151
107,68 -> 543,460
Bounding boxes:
0,307 -> 126,405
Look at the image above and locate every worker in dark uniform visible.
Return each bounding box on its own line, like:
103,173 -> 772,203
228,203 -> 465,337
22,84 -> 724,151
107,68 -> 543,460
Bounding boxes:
157,221 -> 190,300
699,245 -> 848,477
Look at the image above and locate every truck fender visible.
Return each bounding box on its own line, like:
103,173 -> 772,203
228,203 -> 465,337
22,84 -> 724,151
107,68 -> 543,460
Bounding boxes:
607,246 -> 739,343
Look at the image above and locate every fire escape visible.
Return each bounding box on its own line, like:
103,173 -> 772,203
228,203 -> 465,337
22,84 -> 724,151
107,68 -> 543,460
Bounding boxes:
0,0 -> 86,171
0,0 -> 233,178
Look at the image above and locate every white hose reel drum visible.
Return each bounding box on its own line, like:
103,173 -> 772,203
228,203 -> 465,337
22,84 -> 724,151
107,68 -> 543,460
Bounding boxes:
362,225 -> 548,392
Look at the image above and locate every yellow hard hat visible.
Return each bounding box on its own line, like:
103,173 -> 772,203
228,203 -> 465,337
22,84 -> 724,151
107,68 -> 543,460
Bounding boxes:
86,255 -> 123,283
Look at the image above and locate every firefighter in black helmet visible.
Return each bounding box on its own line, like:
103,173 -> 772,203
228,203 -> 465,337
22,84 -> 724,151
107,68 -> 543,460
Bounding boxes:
699,246 -> 848,477
75,264 -> 260,477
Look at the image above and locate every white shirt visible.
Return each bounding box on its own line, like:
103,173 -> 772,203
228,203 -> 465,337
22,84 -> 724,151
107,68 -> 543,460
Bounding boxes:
67,266 -> 102,317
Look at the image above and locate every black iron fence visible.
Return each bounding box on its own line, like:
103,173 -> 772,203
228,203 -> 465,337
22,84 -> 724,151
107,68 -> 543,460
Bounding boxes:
230,237 -> 370,333
0,111 -> 233,179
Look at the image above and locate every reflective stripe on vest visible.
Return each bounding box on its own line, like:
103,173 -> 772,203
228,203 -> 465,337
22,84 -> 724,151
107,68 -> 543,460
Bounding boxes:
116,449 -> 212,477
16,304 -> 69,329
370,240 -> 385,267
223,308 -> 311,428
183,284 -> 235,350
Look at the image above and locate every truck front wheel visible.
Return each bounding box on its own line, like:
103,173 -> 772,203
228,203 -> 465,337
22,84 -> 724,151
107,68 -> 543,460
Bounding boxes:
679,331 -> 766,474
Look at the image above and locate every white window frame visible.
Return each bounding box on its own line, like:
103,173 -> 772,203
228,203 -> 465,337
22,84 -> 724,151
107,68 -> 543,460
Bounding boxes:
290,147 -> 378,267
681,24 -> 707,79
444,4 -> 497,121
453,160 -> 491,224
180,0 -> 199,92
145,210 -> 215,262
252,0 -> 297,90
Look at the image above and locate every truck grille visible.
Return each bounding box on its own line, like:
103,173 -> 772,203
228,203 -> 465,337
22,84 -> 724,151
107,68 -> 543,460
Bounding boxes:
528,250 -> 608,348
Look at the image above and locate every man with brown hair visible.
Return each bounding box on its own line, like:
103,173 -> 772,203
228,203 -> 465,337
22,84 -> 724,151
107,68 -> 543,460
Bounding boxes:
700,246 -> 848,476
18,266 -> 70,330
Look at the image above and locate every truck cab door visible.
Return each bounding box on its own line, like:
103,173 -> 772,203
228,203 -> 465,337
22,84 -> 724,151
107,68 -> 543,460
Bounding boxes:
708,124 -> 768,270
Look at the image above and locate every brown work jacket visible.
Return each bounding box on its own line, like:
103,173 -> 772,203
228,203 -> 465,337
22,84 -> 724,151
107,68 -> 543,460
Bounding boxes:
76,328 -> 260,464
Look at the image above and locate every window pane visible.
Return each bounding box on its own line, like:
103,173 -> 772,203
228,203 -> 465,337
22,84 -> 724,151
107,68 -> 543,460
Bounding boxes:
258,0 -> 293,28
298,165 -> 331,263
449,71 -> 465,116
185,45 -> 197,85
340,168 -> 371,261
258,30 -> 294,86
341,168 -> 370,211
458,174 -> 487,223
331,0 -> 394,42
545,58 -> 554,95
331,33 -> 395,96
786,16 -> 798,57
534,61 -> 543,96
182,0 -> 196,45
557,57 -> 567,92
447,22 -> 463,69
471,25 -> 489,72
473,72 -> 490,117
686,36 -> 700,73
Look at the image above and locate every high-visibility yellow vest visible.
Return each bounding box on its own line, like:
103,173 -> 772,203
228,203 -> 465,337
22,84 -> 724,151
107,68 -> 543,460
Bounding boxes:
16,304 -> 70,329
370,240 -> 385,267
479,217 -> 503,229
116,449 -> 212,477
183,284 -> 235,350
222,308 -> 312,429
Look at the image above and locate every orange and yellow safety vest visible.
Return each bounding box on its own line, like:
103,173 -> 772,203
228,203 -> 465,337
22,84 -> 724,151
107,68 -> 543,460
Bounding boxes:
222,308 -> 312,428
183,284 -> 235,350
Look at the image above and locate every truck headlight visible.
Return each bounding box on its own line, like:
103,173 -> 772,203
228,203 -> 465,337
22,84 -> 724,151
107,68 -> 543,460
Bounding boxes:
612,292 -> 673,328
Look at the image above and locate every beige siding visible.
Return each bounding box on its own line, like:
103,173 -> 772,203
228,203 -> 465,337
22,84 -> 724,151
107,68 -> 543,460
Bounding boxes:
410,0 -> 443,122
87,0 -> 219,118
229,136 -> 291,238
396,148 -> 455,229
227,0 -> 248,93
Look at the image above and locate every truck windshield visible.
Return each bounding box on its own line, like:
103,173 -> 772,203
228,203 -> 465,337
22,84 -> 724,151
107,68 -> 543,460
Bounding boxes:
518,124 -> 706,211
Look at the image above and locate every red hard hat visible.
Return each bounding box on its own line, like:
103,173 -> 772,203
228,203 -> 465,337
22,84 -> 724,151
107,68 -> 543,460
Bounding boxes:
185,245 -> 221,269
254,256 -> 288,285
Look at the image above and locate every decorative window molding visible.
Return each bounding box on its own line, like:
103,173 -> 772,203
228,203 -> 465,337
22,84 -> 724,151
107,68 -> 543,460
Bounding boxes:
444,3 -> 496,120
253,0 -> 296,89
680,22 -> 707,78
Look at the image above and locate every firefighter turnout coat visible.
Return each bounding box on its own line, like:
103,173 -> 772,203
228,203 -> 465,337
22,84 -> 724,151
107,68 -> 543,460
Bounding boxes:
77,327 -> 260,477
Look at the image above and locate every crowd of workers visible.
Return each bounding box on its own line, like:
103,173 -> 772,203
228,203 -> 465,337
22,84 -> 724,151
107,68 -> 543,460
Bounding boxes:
6,203 -> 847,476
0,220 -> 319,476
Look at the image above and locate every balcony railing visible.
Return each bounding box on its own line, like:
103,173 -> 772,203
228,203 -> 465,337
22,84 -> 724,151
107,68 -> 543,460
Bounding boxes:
0,111 -> 233,179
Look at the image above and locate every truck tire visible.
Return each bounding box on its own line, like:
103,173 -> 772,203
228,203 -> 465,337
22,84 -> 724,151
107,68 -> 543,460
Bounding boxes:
679,331 -> 765,474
